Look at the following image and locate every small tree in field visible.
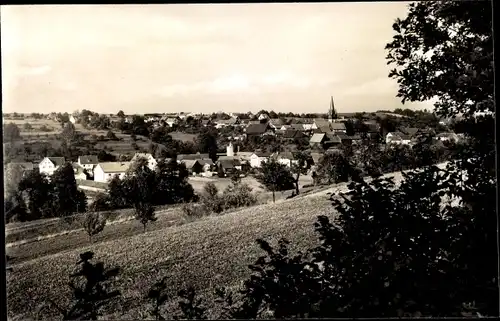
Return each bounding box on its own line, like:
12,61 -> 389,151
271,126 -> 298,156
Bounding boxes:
257,159 -> 295,203
82,212 -> 107,243
290,151 -> 312,195
48,252 -> 120,320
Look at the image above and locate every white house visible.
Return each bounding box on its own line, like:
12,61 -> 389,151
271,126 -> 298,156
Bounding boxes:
386,132 -> 411,145
78,155 -> 99,171
39,157 -> 66,176
258,112 -> 270,121
166,118 -> 179,127
93,162 -> 131,183
130,153 -> 157,171
250,151 -> 272,168
275,152 -> 299,168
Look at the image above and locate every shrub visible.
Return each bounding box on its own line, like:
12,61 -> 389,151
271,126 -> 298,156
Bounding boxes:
200,182 -> 224,214
82,212 -> 107,243
181,202 -> 208,221
221,182 -> 257,210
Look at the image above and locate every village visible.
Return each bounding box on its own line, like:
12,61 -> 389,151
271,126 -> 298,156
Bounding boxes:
4,104 -> 464,194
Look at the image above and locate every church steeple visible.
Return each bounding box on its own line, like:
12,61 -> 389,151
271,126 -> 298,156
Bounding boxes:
329,96 -> 338,122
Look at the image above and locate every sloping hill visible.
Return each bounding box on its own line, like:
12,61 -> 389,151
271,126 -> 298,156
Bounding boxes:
6,162 -> 452,320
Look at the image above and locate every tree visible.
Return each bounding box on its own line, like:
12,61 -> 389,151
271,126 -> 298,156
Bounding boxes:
290,151 -> 312,195
62,122 -> 77,143
385,1 -> 496,315
3,123 -> 21,142
117,110 -> 125,118
17,171 -> 55,220
257,159 -> 295,203
82,212 -> 107,243
197,127 -> 218,162
23,122 -> 33,131
123,157 -> 157,232
314,153 -> 352,185
4,164 -> 25,199
48,252 -> 120,320
51,163 -> 87,217
201,182 -> 223,214
386,1 -> 493,119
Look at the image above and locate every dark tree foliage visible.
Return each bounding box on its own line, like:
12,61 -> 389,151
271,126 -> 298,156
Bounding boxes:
385,1 -> 493,119
51,163 -> 87,217
17,171 -> 55,220
3,123 -> 21,142
197,127 -> 219,162
314,153 -> 353,185
256,159 -> 295,203
48,252 -> 120,320
82,212 -> 107,243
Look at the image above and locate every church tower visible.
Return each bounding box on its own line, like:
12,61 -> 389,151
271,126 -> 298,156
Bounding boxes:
328,96 -> 338,123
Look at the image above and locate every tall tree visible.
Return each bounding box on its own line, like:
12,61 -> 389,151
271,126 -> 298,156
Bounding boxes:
124,157 -> 157,232
197,127 -> 219,162
257,159 -> 295,203
51,163 -> 87,217
290,151 -> 312,195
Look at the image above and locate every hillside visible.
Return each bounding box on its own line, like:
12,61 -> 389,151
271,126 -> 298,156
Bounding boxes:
6,163 -> 452,320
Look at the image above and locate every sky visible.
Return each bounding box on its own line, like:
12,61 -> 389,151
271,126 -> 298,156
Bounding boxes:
1,3 -> 435,115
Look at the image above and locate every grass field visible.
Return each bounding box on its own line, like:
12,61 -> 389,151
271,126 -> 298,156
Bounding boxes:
6,165 -> 448,320
6,189 -> 338,320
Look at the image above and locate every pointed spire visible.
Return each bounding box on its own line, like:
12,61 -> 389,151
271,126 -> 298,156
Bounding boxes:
329,96 -> 337,120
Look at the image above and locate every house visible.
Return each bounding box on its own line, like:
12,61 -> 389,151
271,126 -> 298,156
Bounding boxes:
93,162 -> 131,183
78,155 -> 99,171
333,132 -> 352,145
330,122 -> 347,133
290,123 -> 306,132
166,118 -> 179,127
282,129 -> 306,140
131,152 -> 157,171
280,125 -> 292,131
216,158 -> 242,176
311,118 -> 330,130
201,119 -> 212,127
72,163 -> 89,180
257,112 -> 270,121
436,132 -> 460,142
39,157 -> 66,176
386,132 -> 411,145
250,151 -> 272,168
215,118 -> 239,128
177,153 -> 210,162
313,125 -> 333,134
245,122 -> 274,137
268,118 -> 285,129
275,151 -> 298,167
69,115 -> 77,124
309,133 -> 327,149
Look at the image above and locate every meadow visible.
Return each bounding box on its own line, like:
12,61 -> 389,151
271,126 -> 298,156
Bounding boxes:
6,190 -> 338,320
6,167 -> 441,320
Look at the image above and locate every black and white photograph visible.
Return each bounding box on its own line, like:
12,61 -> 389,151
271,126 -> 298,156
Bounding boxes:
2,1 -> 497,320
